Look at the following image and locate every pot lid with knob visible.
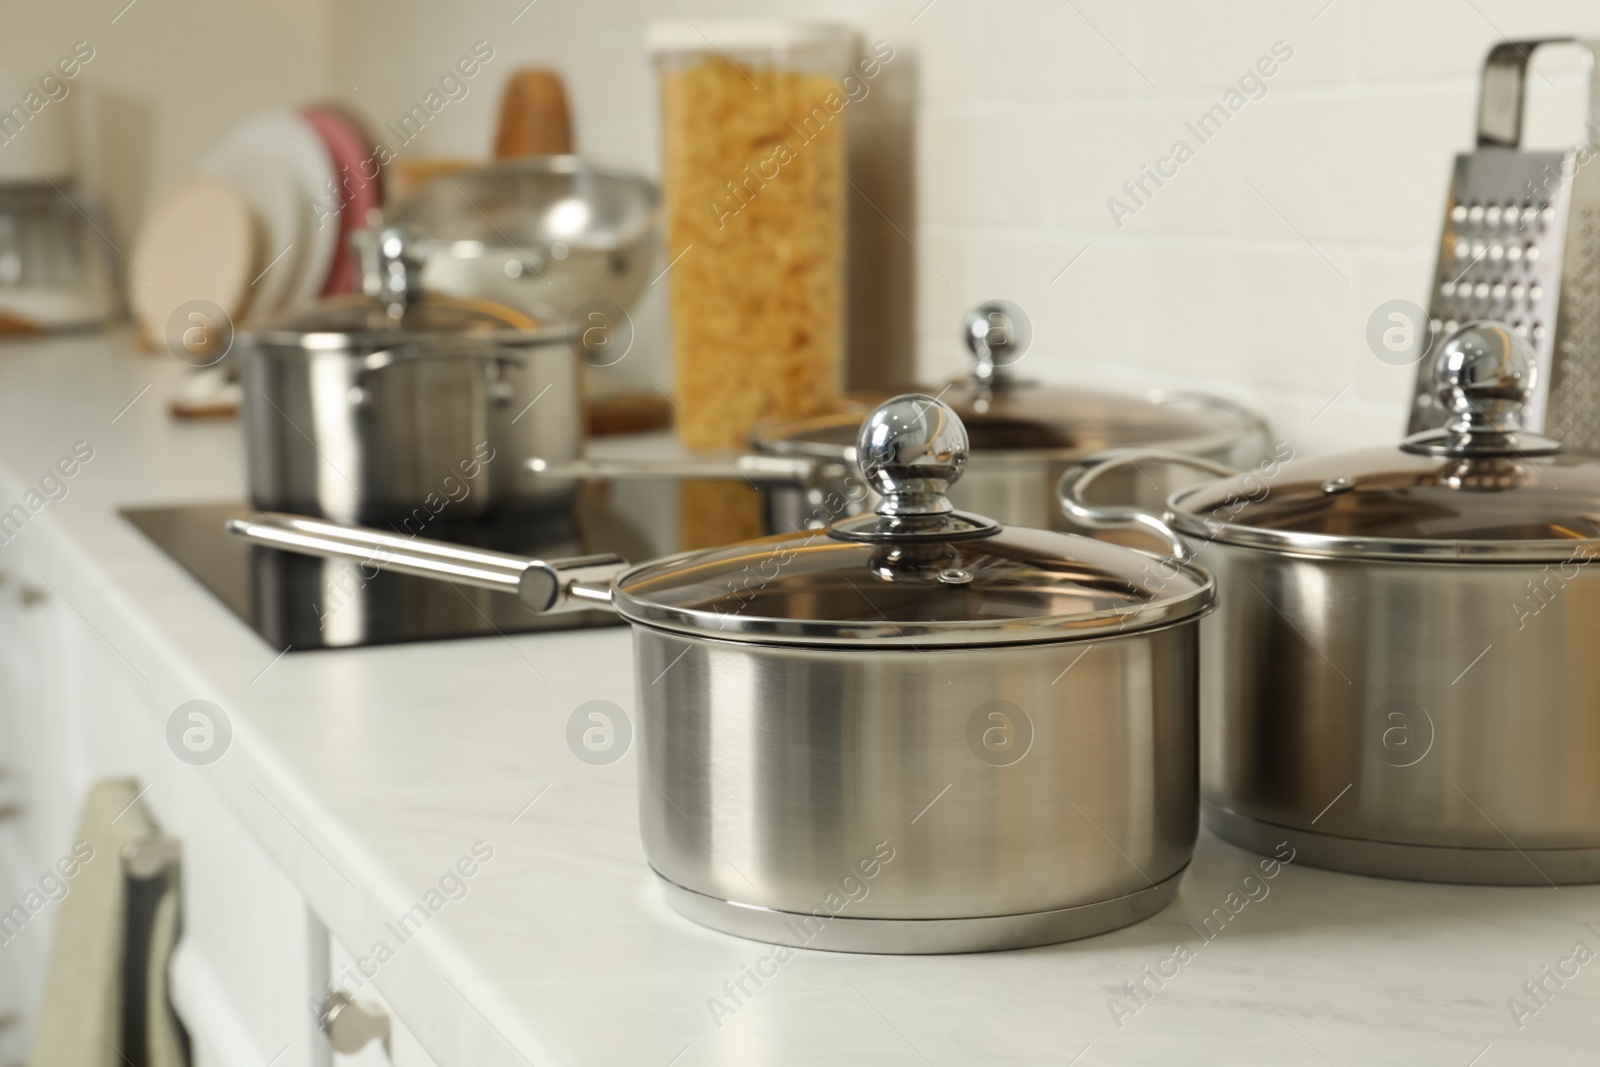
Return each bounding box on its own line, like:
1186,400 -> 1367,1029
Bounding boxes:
751,300 -> 1258,462
1168,322 -> 1600,562
611,394 -> 1214,647
245,224 -> 565,352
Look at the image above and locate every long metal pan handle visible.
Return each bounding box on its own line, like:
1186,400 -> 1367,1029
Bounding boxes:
1057,449 -> 1238,563
527,454 -> 818,485
225,512 -> 626,614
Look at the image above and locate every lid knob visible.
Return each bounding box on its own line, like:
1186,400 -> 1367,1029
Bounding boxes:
1433,321 -> 1535,432
356,224 -> 428,318
858,394 -> 967,516
829,395 -> 1001,543
1400,321 -> 1561,457
963,300 -> 1031,385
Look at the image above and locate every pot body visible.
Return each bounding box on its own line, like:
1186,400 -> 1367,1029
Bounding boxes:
1197,539 -> 1600,883
633,622 -> 1200,952
241,339 -> 580,523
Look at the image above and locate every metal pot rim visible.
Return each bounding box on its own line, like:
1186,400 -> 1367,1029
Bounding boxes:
617,600 -> 1216,650
1166,502 -> 1600,563
608,548 -> 1217,648
243,326 -> 570,353
750,389 -> 1256,466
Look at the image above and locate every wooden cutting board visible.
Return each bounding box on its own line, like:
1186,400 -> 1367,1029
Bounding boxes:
129,176 -> 257,352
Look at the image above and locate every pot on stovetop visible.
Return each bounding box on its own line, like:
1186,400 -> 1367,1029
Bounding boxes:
229,394 -> 1215,953
528,301 -> 1271,535
1062,322 -> 1600,885
240,225 -> 582,525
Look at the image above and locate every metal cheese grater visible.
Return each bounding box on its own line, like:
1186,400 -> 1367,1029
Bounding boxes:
1408,38 -> 1600,448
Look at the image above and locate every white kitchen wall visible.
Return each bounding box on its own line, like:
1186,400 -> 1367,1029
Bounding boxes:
15,0 -> 1600,456
0,0 -> 333,253
324,0 -> 1600,454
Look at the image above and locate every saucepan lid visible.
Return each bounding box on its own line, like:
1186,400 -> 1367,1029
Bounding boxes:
613,394 -> 1214,647
248,225 -> 562,351
1169,322 -> 1600,562
751,301 -> 1254,462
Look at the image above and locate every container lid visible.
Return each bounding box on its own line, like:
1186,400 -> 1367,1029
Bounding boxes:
1170,322 -> 1600,562
751,301 -> 1251,463
645,20 -> 859,55
613,395 -> 1213,647
248,225 -> 556,351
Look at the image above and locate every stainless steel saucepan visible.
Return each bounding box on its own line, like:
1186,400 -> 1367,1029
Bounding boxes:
229,395 -> 1215,953
240,225 -> 583,525
1061,322 -> 1600,886
529,302 -> 1272,534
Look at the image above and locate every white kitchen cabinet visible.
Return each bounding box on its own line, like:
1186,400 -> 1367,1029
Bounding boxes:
0,549 -> 87,1067
0,535 -> 351,1067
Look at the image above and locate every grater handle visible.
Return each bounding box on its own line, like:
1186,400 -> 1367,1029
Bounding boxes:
1477,37 -> 1600,148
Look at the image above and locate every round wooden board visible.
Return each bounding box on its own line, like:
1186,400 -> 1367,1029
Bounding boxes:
130,175 -> 258,350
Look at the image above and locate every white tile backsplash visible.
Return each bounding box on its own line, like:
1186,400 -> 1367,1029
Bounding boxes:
325,0 -> 1600,455
1238,86 -> 1473,246
1132,0 -> 1357,91
973,0 -> 1143,101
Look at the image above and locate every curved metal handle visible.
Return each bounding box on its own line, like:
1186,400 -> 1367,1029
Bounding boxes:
352,345 -> 528,407
1146,389 -> 1273,467
1057,449 -> 1238,562
225,512 -> 625,614
1477,38 -> 1600,147
527,454 -> 819,486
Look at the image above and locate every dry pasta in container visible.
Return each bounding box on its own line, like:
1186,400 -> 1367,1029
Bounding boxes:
648,20 -> 859,545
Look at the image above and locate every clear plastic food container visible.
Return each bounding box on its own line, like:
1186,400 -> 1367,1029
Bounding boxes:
647,20 -> 859,457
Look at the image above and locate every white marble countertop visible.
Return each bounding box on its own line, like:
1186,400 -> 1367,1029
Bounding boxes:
3,333 -> 1597,1067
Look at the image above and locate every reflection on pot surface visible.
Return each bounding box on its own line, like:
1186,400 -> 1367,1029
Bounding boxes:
241,225 -> 581,524
1063,322 -> 1600,885
229,394 -> 1217,952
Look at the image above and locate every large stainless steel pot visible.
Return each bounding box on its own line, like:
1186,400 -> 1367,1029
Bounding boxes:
530,301 -> 1271,533
1062,322 -> 1600,886
229,394 -> 1215,953
241,226 -> 581,524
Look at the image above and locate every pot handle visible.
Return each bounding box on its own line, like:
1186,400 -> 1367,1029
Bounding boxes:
354,346 -> 527,406
360,346 -> 527,373
527,454 -> 819,486
224,512 -> 625,613
1148,389 -> 1273,467
1057,449 -> 1239,562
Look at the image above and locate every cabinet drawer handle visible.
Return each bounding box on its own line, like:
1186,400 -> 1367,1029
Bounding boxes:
319,991 -> 391,1056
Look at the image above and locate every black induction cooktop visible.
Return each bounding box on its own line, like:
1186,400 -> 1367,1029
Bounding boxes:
121,491 -> 656,651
